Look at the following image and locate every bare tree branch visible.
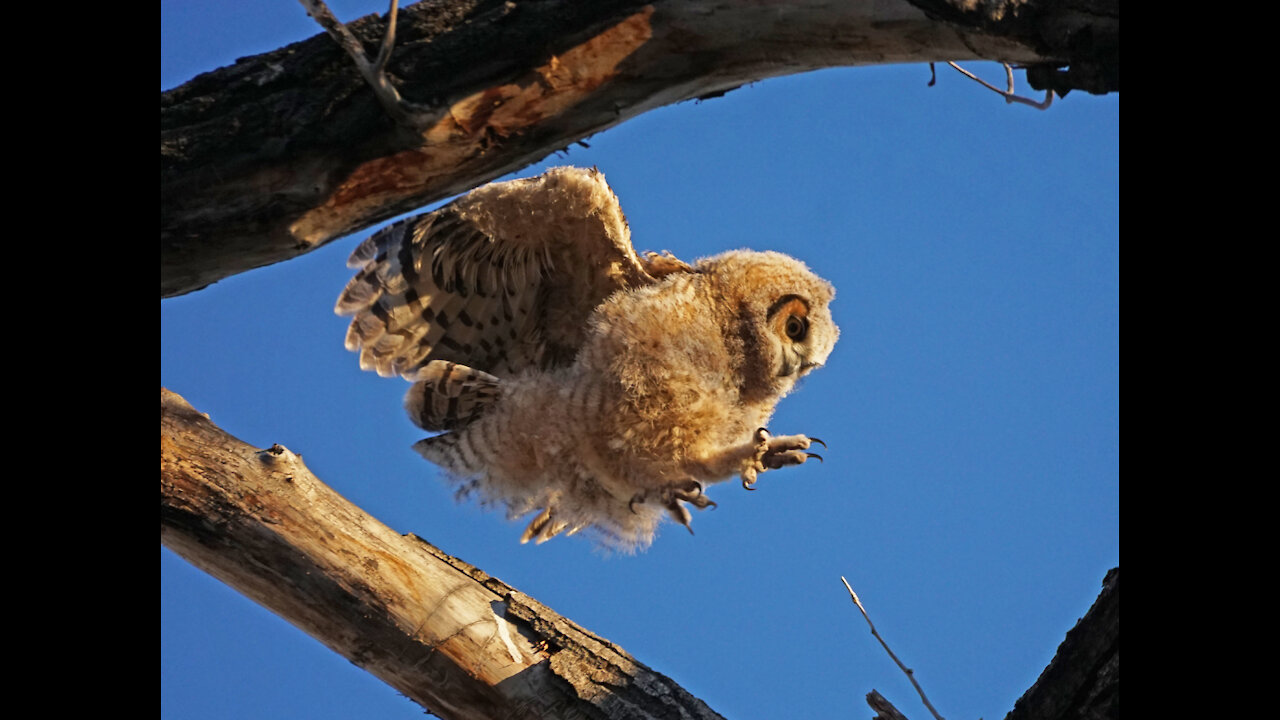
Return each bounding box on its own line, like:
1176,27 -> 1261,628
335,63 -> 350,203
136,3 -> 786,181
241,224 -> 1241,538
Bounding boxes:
842,577 -> 946,720
161,386 -> 1118,719
161,4 -> 1118,715
161,387 -> 724,720
1005,568 -> 1119,720
160,0 -> 1117,297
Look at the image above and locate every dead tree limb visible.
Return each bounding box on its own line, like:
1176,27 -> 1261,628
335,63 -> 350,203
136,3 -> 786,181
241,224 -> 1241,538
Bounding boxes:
1004,568 -> 1119,720
160,387 -> 724,720
160,0 -> 1118,297
163,387 -> 1118,719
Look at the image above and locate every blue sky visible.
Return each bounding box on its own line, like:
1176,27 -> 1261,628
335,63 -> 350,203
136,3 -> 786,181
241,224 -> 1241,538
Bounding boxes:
162,4 -> 1118,718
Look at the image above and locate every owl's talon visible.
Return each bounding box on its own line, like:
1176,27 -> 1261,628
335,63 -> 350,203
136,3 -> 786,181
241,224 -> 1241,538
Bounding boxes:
742,429 -> 826,485
641,478 -> 717,533
632,479 -> 716,533
672,483 -> 716,510
677,479 -> 704,496
666,500 -> 694,533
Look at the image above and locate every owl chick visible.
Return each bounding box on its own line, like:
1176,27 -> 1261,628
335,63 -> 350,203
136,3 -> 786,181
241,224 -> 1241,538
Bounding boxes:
336,167 -> 838,550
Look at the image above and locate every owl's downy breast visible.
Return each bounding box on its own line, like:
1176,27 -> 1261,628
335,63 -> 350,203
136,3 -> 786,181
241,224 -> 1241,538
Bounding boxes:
574,269 -> 772,465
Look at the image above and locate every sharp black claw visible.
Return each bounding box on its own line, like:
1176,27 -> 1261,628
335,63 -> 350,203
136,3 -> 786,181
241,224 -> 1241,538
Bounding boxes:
808,437 -> 827,449
807,452 -> 824,463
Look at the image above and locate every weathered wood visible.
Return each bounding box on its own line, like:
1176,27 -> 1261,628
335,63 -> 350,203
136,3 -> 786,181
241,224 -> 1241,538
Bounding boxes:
903,0 -> 1118,95
161,387 -> 724,720
866,690 -> 911,720
1005,568 -> 1119,720
160,0 -> 1118,297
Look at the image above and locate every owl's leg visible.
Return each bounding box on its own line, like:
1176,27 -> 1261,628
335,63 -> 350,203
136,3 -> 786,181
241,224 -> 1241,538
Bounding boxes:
740,428 -> 825,490
629,478 -> 716,534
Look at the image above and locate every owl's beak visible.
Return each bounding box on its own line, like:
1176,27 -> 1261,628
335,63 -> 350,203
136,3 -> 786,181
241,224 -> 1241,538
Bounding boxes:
780,354 -> 821,378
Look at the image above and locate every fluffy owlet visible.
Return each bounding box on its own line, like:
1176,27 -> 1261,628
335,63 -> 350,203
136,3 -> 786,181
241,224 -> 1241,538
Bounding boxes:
336,167 -> 838,550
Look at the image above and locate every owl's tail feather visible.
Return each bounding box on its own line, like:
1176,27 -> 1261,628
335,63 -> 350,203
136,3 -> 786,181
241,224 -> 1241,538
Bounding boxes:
404,360 -> 501,432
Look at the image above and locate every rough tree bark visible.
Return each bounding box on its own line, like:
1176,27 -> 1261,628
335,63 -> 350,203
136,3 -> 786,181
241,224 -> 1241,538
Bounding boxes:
160,0 -> 1118,297
1004,568 -> 1119,720
162,388 -> 723,720
162,2 -> 1118,716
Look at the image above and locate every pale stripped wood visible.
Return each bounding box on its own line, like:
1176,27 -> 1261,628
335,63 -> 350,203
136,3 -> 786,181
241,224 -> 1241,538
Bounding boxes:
160,388 -> 723,720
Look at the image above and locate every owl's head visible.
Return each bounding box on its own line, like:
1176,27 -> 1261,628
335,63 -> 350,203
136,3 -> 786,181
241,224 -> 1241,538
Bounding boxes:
699,250 -> 839,401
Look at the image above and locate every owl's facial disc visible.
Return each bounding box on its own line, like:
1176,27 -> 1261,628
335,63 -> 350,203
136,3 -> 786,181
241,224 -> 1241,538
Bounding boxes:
769,294 -> 818,378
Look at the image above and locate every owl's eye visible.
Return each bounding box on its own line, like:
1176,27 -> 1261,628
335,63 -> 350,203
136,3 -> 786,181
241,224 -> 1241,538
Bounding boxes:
785,315 -> 808,341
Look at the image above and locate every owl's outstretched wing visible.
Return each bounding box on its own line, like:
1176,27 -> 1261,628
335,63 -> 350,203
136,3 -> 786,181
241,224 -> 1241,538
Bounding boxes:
336,167 -> 689,379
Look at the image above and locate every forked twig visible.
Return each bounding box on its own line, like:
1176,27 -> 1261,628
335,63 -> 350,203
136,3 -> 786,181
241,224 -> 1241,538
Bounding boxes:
298,0 -> 434,128
945,61 -> 1054,110
841,576 -> 946,720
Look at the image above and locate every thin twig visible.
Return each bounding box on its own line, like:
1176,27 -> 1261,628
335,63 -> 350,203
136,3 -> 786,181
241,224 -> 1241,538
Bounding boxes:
841,576 -> 946,720
945,62 -> 1054,110
297,0 -> 432,128
373,0 -> 399,71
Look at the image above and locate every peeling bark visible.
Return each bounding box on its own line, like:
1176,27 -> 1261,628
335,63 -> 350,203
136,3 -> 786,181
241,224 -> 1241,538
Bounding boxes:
160,0 -> 1118,297
161,388 -> 724,720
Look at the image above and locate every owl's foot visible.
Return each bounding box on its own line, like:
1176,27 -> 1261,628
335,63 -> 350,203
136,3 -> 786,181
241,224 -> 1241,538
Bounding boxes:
741,428 -> 825,489
519,507 -> 579,545
629,479 -> 716,534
